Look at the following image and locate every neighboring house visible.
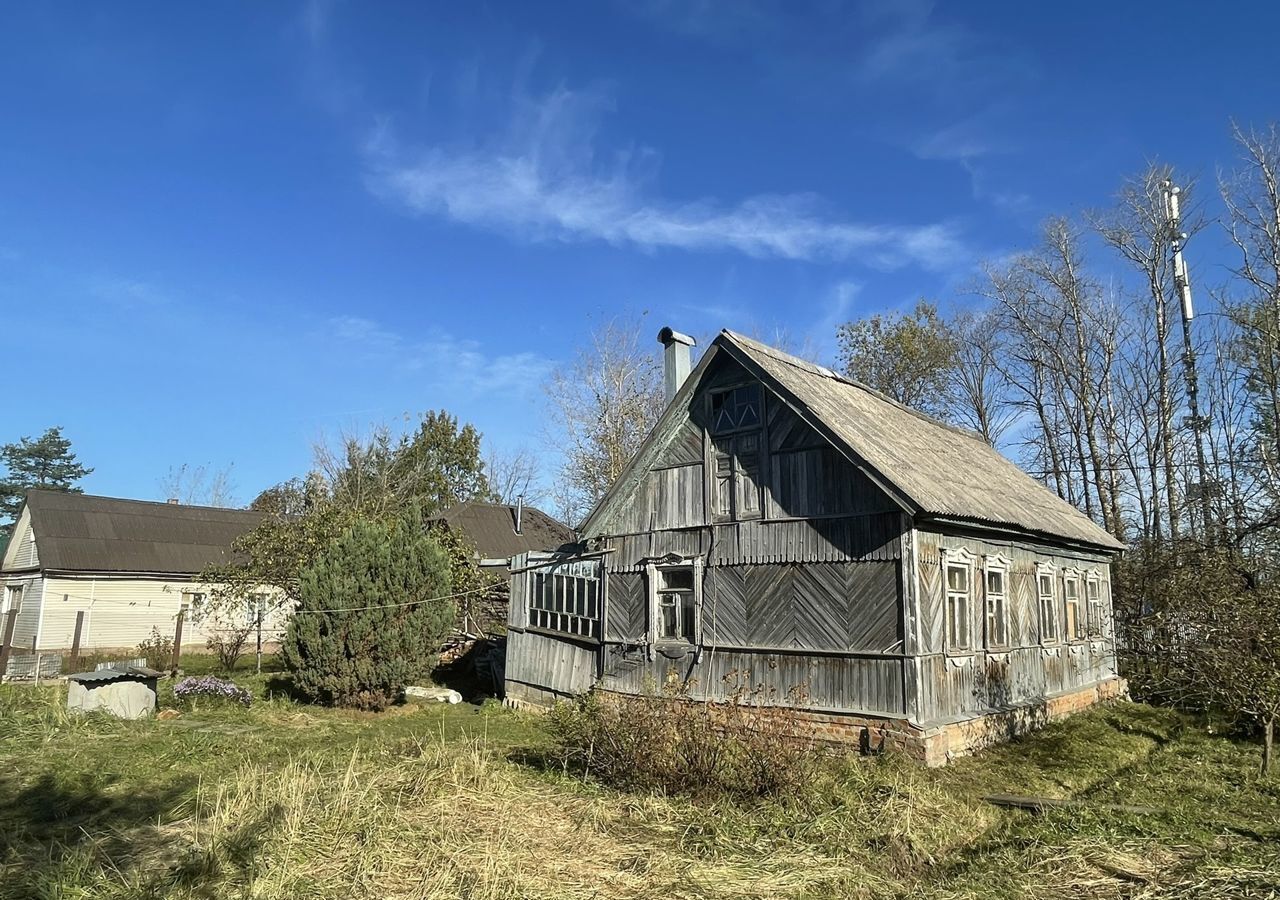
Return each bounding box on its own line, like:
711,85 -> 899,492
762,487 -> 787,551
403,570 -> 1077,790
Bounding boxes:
431,499 -> 576,567
0,490 -> 278,653
430,499 -> 575,639
504,328 -> 1126,765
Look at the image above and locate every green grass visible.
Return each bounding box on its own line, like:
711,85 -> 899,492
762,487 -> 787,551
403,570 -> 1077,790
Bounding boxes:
1,676 -> 1277,899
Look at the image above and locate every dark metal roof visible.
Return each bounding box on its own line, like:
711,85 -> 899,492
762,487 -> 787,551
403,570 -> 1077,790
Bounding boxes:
10,489 -> 263,575
434,500 -> 576,559
68,665 -> 164,684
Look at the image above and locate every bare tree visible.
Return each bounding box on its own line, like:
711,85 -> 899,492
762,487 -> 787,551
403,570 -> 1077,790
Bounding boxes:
485,445 -> 546,506
1221,123 -> 1280,510
949,309 -> 1017,446
543,314 -> 664,526
159,463 -> 238,508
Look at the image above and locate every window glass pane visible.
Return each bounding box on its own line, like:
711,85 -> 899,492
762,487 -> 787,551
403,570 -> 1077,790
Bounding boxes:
947,565 -> 968,593
987,570 -> 1004,595
1039,574 -> 1052,595
661,568 -> 694,591
681,595 -> 696,641
660,595 -> 678,639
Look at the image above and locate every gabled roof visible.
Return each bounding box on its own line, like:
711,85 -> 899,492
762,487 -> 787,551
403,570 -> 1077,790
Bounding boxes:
584,330 -> 1123,552
433,500 -> 576,559
2,489 -> 263,575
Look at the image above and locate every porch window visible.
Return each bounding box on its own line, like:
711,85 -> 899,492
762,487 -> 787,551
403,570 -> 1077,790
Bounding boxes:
1037,563 -> 1060,644
943,549 -> 974,653
983,556 -> 1009,648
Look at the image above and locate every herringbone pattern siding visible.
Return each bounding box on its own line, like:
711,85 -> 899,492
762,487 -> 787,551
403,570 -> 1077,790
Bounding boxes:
605,572 -> 645,641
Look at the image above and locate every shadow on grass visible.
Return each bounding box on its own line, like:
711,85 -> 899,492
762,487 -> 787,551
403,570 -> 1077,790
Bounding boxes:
0,770 -> 283,897
0,770 -> 194,890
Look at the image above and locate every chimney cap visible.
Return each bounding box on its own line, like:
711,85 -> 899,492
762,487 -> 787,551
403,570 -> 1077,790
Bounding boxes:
657,326 -> 696,348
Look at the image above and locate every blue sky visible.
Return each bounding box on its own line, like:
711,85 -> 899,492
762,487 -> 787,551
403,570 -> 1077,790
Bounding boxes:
2,1 -> 1276,506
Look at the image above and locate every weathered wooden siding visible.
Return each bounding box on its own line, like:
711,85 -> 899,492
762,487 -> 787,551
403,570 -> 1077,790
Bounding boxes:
599,646 -> 906,717
701,561 -> 902,652
912,528 -> 1117,726
504,628 -> 597,697
602,512 -> 905,573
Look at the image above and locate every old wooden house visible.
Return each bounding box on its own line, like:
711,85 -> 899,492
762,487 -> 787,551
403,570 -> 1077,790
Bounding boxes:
505,328 -> 1126,764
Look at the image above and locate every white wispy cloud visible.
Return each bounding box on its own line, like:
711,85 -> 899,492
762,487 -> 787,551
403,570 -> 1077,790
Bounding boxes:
327,315 -> 554,395
363,85 -> 968,271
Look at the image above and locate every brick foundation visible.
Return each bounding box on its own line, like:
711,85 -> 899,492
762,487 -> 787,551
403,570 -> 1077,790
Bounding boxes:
506,676 -> 1129,767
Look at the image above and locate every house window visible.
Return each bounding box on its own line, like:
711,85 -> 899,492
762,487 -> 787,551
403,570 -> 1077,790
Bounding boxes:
709,384 -> 762,434
710,385 -> 764,522
527,564 -> 601,639
1086,573 -> 1105,638
984,556 -> 1009,648
245,593 -> 266,625
3,585 -> 23,615
650,562 -> 700,644
181,591 -> 205,614
1037,563 -> 1060,643
1063,571 -> 1084,641
943,549 -> 974,653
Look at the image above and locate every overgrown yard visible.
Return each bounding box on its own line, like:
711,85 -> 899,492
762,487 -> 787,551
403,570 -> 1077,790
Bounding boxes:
2,669 -> 1278,899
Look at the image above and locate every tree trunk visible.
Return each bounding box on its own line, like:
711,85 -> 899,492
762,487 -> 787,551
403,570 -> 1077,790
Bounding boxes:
1264,715 -> 1275,777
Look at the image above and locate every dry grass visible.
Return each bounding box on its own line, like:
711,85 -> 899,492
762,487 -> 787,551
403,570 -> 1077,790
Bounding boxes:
2,685 -> 1279,900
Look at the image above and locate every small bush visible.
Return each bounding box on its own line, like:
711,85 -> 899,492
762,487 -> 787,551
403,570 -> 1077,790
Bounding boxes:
173,675 -> 252,709
547,680 -> 823,800
135,627 -> 174,670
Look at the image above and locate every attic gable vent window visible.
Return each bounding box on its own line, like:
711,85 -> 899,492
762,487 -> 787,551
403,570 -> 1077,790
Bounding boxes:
710,384 -> 762,435
709,384 -> 764,522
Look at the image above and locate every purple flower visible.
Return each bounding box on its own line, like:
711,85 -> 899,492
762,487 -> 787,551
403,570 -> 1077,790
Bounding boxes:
174,675 -> 252,706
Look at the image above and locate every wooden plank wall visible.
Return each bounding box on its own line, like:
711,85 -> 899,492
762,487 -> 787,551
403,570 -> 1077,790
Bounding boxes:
599,646 -> 905,717
912,528 -> 1118,725
602,511 -> 905,573
504,628 -> 597,696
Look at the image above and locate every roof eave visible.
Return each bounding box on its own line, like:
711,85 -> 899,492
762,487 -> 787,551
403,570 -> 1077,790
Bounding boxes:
918,514 -> 1126,555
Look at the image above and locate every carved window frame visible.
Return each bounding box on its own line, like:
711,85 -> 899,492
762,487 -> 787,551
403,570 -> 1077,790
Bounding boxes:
1062,567 -> 1085,642
983,553 -> 1011,650
1036,561 -> 1060,645
646,557 -> 704,646
942,547 -> 976,655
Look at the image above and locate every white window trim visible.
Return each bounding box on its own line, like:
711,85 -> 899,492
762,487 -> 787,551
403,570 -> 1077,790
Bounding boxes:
983,554 -> 1011,650
941,547 -> 976,655
1036,561 -> 1060,646
646,557 -> 704,646
1084,569 -> 1105,638
1061,567 -> 1085,643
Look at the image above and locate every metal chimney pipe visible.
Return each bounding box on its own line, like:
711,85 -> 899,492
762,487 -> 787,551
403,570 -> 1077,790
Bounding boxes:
657,326 -> 696,404
515,494 -> 523,534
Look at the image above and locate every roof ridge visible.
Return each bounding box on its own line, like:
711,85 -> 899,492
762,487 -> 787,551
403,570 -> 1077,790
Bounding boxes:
718,330 -> 990,445
26,488 -> 258,516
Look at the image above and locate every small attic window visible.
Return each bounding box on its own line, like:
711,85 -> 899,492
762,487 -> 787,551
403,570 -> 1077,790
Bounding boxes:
709,384 -> 762,435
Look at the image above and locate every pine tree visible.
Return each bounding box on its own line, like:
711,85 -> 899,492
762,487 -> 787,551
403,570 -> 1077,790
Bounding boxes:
0,426 -> 93,528
282,511 -> 455,710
